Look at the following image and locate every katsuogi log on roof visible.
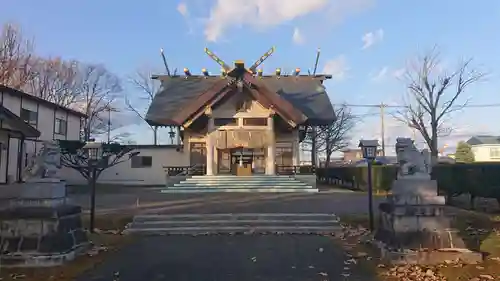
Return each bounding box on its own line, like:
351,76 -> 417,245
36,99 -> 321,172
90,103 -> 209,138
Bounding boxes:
145,74 -> 335,127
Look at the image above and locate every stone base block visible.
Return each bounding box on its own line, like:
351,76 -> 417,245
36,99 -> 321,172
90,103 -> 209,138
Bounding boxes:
18,180 -> 66,199
393,205 -> 445,216
378,204 -> 451,232
1,245 -> 89,267
5,181 -> 67,208
0,204 -> 89,267
392,179 -> 437,196
376,242 -> 483,265
389,194 -> 446,205
375,227 -> 466,249
392,216 -> 452,232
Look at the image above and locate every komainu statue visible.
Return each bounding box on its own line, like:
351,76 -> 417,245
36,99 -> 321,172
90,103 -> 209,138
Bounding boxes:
395,137 -> 430,178
22,141 -> 62,181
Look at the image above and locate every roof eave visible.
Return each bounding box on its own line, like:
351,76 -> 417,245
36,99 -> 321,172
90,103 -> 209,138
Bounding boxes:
0,85 -> 88,118
0,106 -> 41,138
145,118 -> 180,127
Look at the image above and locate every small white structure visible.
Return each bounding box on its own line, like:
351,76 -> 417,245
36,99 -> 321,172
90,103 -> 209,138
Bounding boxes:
466,136 -> 500,162
62,145 -> 189,186
0,85 -> 85,184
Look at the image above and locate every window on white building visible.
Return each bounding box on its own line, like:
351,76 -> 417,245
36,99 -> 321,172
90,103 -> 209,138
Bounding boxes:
490,148 -> 500,159
54,118 -> 67,135
131,156 -> 152,168
20,108 -> 38,126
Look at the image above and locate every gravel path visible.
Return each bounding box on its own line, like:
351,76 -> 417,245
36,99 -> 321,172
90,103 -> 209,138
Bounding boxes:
77,235 -> 379,281
74,189 -> 382,280
70,190 -> 383,216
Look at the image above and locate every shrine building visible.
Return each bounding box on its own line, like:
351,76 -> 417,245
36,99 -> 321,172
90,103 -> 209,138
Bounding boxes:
145,48 -> 336,177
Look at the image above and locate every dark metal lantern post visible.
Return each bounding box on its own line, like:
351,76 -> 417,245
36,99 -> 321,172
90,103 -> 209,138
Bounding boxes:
83,141 -> 104,234
358,139 -> 379,232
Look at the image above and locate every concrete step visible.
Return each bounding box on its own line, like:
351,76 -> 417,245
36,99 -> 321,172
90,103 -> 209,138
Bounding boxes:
125,213 -> 341,235
167,175 -> 315,193
186,176 -> 295,182
174,182 -> 309,187
160,188 -> 319,193
133,213 -> 340,222
190,175 -> 293,179
184,180 -> 300,184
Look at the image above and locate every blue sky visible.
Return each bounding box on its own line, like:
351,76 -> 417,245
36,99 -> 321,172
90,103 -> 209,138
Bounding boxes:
2,0 -> 500,154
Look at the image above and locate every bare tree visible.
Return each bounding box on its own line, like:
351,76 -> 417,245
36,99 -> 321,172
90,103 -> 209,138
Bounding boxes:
59,141 -> 138,180
0,23 -> 34,89
395,48 -> 485,163
25,57 -> 80,106
126,67 -> 159,144
315,105 -> 357,167
74,64 -> 124,141
0,22 -> 129,143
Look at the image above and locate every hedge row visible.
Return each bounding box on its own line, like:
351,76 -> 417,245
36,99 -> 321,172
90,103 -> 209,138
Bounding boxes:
433,163 -> 500,203
316,166 -> 397,192
317,163 -> 500,202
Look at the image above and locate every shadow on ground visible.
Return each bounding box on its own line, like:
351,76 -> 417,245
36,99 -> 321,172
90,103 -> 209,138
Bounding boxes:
77,235 -> 381,281
70,189 -> 384,217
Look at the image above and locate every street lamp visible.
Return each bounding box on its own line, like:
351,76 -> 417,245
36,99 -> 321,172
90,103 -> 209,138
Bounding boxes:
358,139 -> 379,231
83,141 -> 103,233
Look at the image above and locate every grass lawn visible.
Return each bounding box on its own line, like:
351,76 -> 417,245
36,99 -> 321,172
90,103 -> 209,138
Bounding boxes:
339,208 -> 500,280
0,214 -> 134,281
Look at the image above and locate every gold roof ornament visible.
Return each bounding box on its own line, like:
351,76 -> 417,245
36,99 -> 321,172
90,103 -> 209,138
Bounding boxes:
204,106 -> 212,116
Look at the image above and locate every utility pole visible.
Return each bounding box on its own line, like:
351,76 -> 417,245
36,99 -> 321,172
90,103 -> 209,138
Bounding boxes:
341,102 -> 403,157
107,107 -> 111,143
380,103 -> 386,157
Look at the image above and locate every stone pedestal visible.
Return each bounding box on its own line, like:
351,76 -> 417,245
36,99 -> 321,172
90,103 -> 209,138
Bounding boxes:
0,180 -> 89,267
375,176 -> 482,265
8,179 -> 67,207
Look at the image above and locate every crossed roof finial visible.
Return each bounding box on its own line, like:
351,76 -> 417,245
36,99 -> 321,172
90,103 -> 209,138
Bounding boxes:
203,47 -> 276,77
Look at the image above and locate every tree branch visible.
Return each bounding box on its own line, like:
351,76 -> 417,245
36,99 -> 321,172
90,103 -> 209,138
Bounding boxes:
314,104 -> 357,166
126,67 -> 160,144
394,47 -> 485,157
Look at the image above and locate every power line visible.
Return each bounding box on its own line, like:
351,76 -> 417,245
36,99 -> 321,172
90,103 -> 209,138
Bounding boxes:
338,103 -> 406,108
335,102 -> 500,155
462,104 -> 500,108
334,103 -> 500,108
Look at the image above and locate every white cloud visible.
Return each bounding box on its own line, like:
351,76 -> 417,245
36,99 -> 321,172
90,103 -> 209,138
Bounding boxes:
292,27 -> 305,45
177,2 -> 189,17
392,68 -> 406,79
370,66 -> 388,82
361,28 -> 384,49
322,55 -> 349,81
204,0 -> 374,42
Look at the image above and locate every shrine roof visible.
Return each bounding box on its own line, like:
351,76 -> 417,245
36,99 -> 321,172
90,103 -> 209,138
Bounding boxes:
145,75 -> 335,126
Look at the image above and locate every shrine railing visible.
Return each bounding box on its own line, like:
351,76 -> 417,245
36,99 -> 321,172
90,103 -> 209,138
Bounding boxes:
276,165 -> 316,175
164,164 -> 206,177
